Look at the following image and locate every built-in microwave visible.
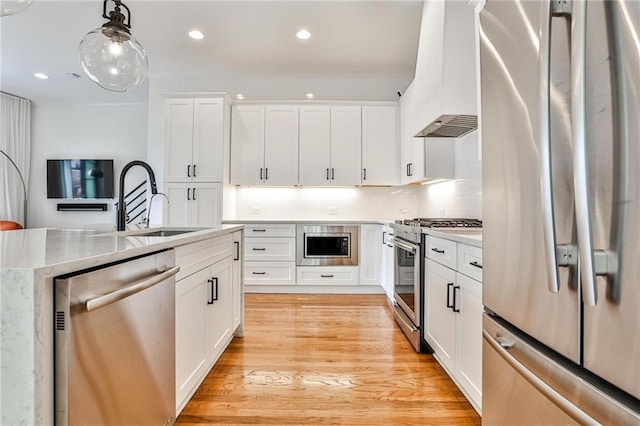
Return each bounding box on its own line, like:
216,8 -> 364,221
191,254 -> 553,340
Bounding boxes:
296,225 -> 359,266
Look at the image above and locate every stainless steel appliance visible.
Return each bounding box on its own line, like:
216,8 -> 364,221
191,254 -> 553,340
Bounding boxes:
390,218 -> 482,352
55,250 -> 180,425
296,224 -> 358,266
480,1 -> 640,423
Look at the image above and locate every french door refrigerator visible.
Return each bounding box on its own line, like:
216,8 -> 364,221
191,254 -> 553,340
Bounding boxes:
480,0 -> 640,424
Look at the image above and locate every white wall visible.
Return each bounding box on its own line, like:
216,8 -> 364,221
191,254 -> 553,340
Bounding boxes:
29,103 -> 148,229
231,186 -> 419,222
417,131 -> 482,219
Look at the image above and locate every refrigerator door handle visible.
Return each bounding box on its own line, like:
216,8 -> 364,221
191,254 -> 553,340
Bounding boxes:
483,329 -> 599,425
570,0 -> 611,306
538,0 -> 566,294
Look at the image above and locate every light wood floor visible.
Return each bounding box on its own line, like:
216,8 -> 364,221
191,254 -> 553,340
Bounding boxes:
176,294 -> 481,425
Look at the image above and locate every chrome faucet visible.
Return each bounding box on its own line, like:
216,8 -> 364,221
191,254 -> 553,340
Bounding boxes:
117,160 -> 158,231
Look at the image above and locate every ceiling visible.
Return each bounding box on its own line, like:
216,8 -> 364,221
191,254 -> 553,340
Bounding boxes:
0,0 -> 423,105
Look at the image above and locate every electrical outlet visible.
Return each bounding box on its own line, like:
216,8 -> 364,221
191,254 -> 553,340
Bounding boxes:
251,206 -> 261,215
400,208 -> 409,214
328,206 -> 339,215
440,208 -> 446,217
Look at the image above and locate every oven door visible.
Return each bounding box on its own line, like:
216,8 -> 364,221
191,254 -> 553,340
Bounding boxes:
391,236 -> 420,326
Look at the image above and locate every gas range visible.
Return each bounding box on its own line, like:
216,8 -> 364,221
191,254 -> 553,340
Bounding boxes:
390,218 -> 482,242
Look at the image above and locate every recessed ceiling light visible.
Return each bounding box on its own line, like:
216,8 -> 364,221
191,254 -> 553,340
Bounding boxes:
236,94 -> 245,100
305,93 -> 314,99
189,30 -> 204,40
296,29 -> 311,40
34,72 -> 48,80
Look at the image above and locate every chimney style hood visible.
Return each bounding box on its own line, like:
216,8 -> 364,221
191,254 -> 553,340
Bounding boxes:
414,114 -> 478,138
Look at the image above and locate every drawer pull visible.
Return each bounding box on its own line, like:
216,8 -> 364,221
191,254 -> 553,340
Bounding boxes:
470,261 -> 483,269
252,272 -> 266,275
252,229 -> 266,232
252,248 -> 266,251
431,248 -> 445,254
320,274 -> 334,278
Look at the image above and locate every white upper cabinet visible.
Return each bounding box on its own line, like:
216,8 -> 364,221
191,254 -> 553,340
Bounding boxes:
299,106 -> 331,185
230,105 -> 265,185
330,106 -> 362,186
362,106 -> 399,185
264,105 -> 299,185
230,105 -> 298,185
399,86 -> 426,184
165,97 -> 224,183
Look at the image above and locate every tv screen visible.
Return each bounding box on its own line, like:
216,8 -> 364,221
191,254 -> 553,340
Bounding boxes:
47,159 -> 115,199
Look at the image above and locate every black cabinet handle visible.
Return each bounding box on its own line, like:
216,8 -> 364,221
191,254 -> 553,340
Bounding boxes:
431,248 -> 445,254
470,261 -> 483,269
326,168 -> 330,180
252,247 -> 266,251
446,282 -> 454,308
453,285 -> 460,313
409,163 -> 414,176
260,168 -> 263,180
213,277 -> 219,301
363,168 -> 367,181
187,188 -> 191,201
187,164 -> 191,177
321,274 -> 334,278
252,229 -> 266,232
192,187 -> 196,200
331,168 -> 335,180
234,241 -> 240,261
252,272 -> 266,275
265,168 -> 268,180
193,164 -> 197,177
382,231 -> 387,245
207,278 -> 215,304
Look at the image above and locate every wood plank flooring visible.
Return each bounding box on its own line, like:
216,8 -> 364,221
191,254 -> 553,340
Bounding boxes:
176,294 -> 481,425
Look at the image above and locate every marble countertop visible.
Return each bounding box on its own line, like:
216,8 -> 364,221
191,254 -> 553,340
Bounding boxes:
422,228 -> 483,247
0,225 -> 243,276
222,219 -> 388,225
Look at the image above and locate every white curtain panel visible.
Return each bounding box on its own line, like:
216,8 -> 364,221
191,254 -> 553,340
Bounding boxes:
0,92 -> 31,227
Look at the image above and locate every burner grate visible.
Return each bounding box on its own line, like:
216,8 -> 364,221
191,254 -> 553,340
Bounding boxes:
395,218 -> 482,228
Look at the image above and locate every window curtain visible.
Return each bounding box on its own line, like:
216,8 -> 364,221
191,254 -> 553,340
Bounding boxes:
0,92 -> 31,227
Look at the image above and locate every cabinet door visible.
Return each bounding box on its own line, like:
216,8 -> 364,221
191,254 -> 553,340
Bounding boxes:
359,224 -> 382,286
165,98 -> 194,182
244,237 -> 296,262
164,183 -> 191,227
299,106 -> 331,185
455,272 -> 483,409
192,98 -> 224,182
424,259 -> 457,372
175,268 -> 209,409
231,231 -> 243,332
264,105 -> 299,185
230,105 -> 265,185
191,183 -> 222,227
330,106 -> 362,185
362,106 -> 399,185
207,257 -> 233,362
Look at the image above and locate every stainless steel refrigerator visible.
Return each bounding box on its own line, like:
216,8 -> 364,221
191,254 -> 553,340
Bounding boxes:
480,0 -> 640,424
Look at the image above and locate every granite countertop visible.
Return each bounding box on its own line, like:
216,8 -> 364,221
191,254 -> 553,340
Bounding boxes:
222,219 -> 389,225
422,228 -> 483,248
0,225 -> 243,275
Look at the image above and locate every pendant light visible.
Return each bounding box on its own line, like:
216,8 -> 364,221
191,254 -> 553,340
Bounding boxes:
79,0 -> 148,92
0,0 -> 33,17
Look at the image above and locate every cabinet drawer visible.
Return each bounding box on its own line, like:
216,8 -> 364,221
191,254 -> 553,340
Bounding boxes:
457,244 -> 483,282
175,235 -> 232,280
245,261 -> 296,285
244,237 -> 296,261
296,266 -> 359,286
425,235 -> 457,269
244,224 -> 296,238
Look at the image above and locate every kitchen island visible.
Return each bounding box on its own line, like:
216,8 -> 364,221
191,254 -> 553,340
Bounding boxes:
0,225 -> 243,425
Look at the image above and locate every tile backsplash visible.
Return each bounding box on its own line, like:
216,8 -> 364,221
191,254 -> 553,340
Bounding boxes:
417,178 -> 482,219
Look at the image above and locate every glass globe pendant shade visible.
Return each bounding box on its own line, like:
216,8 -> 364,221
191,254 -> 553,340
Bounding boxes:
0,0 -> 33,17
79,26 -> 148,92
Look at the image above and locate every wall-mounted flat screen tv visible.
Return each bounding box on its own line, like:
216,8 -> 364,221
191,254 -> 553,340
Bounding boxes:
47,159 -> 115,199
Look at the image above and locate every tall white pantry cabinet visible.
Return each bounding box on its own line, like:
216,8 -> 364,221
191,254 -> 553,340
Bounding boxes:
163,96 -> 226,227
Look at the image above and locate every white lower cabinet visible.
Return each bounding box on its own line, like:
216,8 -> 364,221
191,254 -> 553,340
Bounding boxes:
174,234 -> 242,415
245,261 -> 296,285
359,224 -> 382,286
296,266 -> 359,286
424,238 -> 482,413
232,231 -> 243,332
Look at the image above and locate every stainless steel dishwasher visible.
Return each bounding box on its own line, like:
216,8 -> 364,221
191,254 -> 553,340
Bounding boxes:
55,249 -> 179,426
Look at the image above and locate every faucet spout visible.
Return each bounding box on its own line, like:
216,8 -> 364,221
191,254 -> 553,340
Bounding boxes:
117,160 -> 158,231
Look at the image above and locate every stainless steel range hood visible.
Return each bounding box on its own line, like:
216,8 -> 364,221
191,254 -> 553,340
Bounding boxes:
414,114 -> 478,138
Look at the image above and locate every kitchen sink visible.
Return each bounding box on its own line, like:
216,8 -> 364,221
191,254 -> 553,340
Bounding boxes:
133,228 -> 204,237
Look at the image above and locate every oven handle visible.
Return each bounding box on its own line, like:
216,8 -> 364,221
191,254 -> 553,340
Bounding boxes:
390,237 -> 417,254
393,302 -> 418,332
